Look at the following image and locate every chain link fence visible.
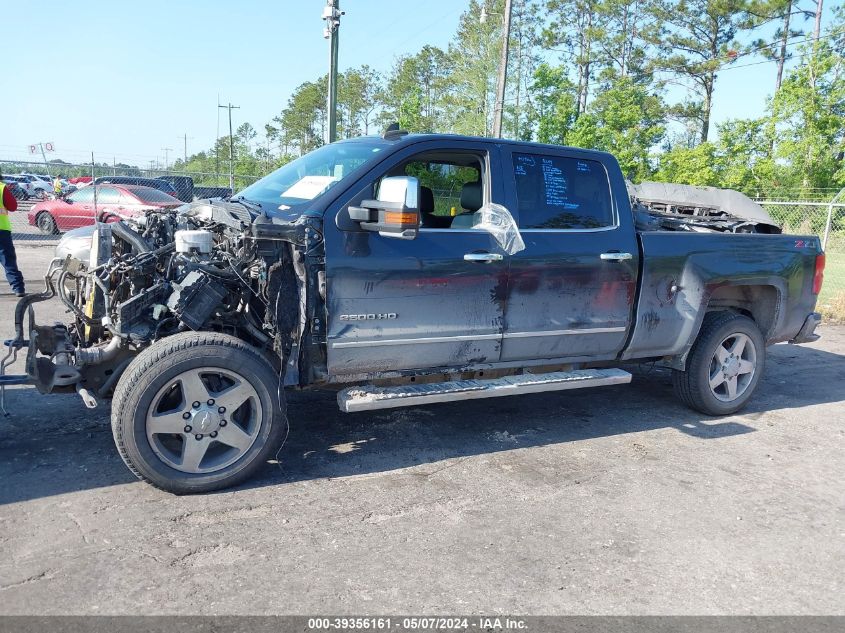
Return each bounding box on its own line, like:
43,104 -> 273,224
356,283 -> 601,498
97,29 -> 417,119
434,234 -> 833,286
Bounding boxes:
758,199 -> 845,321
2,159 -> 263,244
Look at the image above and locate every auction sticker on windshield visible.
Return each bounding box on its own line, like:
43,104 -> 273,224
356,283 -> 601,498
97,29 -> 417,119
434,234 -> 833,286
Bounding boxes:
282,175 -> 339,201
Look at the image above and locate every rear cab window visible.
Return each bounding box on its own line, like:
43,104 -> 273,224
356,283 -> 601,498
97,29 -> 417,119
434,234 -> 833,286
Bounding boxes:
511,152 -> 615,230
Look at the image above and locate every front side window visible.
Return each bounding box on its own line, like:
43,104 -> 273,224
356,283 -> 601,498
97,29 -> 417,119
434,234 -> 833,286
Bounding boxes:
512,153 -> 614,229
386,151 -> 485,229
404,159 -> 481,219
96,187 -> 121,205
68,187 -> 95,204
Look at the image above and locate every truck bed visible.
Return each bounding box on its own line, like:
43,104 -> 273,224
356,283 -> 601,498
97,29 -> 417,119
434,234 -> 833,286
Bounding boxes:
622,231 -> 822,366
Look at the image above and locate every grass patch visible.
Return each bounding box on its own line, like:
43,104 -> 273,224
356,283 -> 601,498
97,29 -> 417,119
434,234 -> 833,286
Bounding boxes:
818,250 -> 845,322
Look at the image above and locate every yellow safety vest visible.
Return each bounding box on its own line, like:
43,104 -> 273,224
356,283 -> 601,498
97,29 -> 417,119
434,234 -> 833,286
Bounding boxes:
0,183 -> 11,232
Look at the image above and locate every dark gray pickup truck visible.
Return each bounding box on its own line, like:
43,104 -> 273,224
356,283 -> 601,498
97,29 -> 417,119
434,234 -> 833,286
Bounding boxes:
1,131 -> 825,493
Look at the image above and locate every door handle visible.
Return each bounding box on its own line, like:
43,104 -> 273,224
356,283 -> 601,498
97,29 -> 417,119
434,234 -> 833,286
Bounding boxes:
600,252 -> 633,261
464,252 -> 504,263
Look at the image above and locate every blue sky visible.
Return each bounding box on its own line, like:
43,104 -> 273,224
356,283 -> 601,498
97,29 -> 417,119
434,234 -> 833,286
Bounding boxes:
2,0 -> 838,167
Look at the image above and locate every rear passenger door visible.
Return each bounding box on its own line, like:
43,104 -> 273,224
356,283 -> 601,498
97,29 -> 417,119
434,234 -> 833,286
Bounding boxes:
499,146 -> 639,362
72,186 -> 120,228
94,186 -> 121,219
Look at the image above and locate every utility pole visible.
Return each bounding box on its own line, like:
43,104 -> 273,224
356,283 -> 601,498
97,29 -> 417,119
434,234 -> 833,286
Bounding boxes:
161,147 -> 173,170
91,153 -> 98,214
492,0 -> 513,138
180,133 -> 194,164
218,102 -> 240,193
322,0 -> 343,143
216,94 -> 221,185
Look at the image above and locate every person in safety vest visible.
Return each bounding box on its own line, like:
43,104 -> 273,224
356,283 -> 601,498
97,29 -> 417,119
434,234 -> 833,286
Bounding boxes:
0,172 -> 25,297
53,176 -> 63,197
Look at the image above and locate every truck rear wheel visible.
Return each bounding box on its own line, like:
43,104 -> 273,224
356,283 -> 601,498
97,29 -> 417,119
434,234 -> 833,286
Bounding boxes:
672,312 -> 765,416
111,332 -> 285,494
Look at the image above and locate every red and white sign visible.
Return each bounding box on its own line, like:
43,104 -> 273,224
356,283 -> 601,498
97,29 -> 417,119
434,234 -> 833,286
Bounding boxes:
29,145 -> 37,154
45,142 -> 55,152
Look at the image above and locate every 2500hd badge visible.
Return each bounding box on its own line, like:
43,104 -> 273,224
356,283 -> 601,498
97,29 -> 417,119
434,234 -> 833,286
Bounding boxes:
339,313 -> 398,321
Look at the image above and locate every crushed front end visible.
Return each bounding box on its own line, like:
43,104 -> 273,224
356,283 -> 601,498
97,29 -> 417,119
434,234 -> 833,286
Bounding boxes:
1,200 -> 324,413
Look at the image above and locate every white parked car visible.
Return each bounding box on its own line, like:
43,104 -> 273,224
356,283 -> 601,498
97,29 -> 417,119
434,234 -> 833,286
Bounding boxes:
17,174 -> 53,198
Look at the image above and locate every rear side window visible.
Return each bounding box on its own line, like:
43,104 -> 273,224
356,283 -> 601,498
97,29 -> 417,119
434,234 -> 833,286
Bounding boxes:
128,186 -> 179,204
512,153 -> 614,229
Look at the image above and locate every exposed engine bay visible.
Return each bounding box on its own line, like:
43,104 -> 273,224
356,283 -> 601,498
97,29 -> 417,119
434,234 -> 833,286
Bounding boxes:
629,181 -> 782,234
6,201 -> 320,407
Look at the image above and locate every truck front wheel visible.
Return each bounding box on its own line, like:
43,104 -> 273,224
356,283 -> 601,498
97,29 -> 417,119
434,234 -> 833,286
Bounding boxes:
111,332 -> 286,494
672,312 -> 765,416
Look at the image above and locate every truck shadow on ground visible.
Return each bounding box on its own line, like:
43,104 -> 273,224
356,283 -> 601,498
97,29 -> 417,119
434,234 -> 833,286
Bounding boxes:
1,342 -> 843,504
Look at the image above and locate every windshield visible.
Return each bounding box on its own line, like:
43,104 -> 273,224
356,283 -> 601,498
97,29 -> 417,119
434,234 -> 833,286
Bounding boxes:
237,141 -> 384,211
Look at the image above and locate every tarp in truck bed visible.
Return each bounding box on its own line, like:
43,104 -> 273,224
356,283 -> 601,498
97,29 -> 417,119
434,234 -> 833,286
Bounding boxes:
629,181 -> 778,230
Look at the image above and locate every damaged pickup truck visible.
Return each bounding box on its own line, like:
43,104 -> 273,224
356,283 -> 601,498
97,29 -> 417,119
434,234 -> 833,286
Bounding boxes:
1,131 -> 825,493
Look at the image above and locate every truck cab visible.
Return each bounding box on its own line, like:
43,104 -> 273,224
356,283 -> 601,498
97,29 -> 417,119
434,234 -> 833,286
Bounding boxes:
318,136 -> 638,375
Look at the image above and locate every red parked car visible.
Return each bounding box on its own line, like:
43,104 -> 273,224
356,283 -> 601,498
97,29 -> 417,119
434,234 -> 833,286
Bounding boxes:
28,184 -> 183,233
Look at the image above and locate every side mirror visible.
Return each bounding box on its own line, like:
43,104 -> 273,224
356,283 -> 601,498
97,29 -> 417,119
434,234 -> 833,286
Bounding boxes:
348,176 -> 420,240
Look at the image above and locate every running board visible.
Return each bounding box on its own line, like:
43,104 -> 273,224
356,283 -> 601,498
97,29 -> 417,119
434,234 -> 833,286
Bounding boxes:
337,368 -> 632,413
0,375 -> 28,386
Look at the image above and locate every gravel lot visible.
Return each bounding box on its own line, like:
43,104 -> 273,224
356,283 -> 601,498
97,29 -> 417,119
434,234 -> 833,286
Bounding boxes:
0,244 -> 843,615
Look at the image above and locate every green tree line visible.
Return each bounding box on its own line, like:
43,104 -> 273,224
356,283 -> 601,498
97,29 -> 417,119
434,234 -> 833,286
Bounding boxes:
172,0 -> 844,200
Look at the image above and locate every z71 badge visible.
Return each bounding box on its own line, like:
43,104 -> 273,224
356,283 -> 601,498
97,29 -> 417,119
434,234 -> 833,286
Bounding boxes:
339,313 -> 398,321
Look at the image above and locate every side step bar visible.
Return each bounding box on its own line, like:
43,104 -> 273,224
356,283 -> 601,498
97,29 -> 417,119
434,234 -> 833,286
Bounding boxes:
337,368 -> 632,413
0,375 -> 28,386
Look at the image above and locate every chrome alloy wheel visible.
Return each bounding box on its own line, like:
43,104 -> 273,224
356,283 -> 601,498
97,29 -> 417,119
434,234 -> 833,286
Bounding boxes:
708,332 -> 757,402
145,368 -> 262,473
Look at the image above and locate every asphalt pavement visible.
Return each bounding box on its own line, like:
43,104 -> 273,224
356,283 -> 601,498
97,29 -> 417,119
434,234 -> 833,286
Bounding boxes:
0,244 -> 843,615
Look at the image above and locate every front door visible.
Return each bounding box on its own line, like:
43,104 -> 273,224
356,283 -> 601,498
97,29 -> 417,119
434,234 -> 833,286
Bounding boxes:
499,146 -> 639,362
324,140 -> 508,376
60,187 -> 94,230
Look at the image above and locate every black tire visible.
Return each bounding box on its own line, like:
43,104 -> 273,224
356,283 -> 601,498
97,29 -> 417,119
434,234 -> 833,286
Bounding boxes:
35,211 -> 57,234
111,332 -> 286,494
672,311 -> 766,416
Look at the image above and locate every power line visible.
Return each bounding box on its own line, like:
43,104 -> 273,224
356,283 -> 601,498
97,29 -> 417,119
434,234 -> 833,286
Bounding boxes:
379,8 -> 463,63
721,25 -> 845,68
718,28 -> 843,71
